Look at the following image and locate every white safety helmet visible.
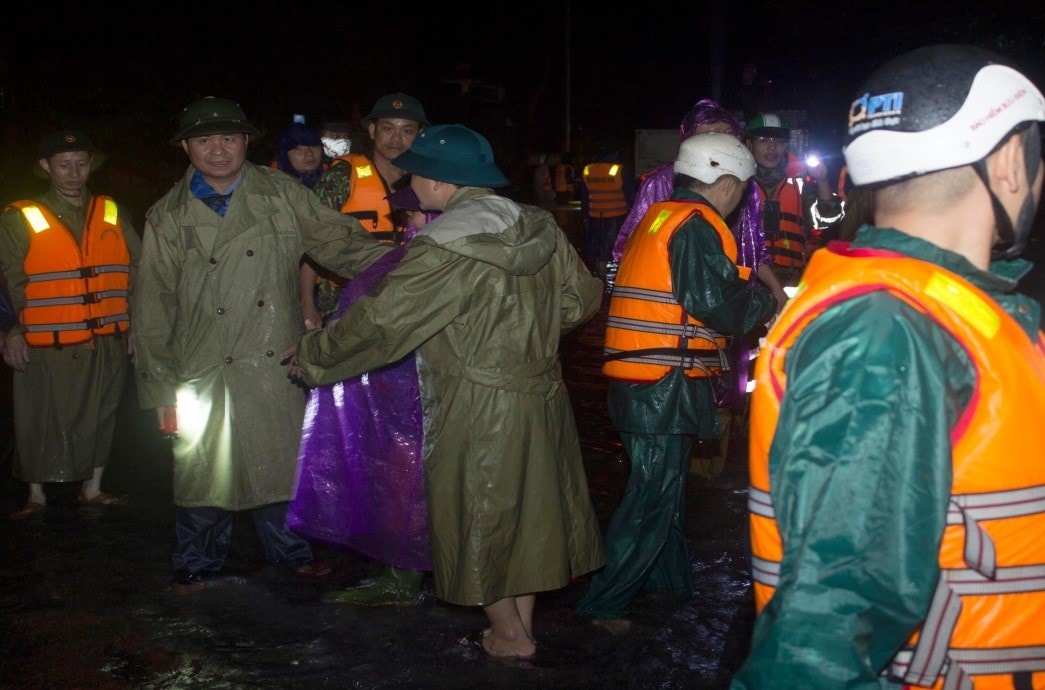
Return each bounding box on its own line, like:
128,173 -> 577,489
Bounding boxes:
843,44 -> 1045,187
674,132 -> 755,184
843,44 -> 1045,258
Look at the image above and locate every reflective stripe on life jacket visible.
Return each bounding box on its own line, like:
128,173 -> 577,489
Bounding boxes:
754,177 -> 806,269
748,242 -> 1045,688
583,162 -> 629,218
603,200 -> 752,382
333,153 -> 397,243
10,197 -> 131,347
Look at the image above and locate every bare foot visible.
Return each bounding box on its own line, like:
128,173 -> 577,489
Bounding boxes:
482,630 -> 536,660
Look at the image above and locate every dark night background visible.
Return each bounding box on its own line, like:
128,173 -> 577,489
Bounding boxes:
1,1 -> 1044,227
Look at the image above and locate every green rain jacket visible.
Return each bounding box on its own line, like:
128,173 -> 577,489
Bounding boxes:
731,226 -> 1042,689
131,163 -> 387,510
297,187 -> 607,606
608,188 -> 777,436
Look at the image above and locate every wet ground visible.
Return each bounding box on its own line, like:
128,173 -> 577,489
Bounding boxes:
2,208 -> 1043,689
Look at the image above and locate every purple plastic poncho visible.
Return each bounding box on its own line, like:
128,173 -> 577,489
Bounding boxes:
288,243 -> 431,570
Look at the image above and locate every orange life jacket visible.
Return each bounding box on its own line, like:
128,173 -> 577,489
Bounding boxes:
9,197 -> 131,348
582,162 -> 629,218
332,153 -> 397,243
754,177 -> 806,269
553,163 -> 575,194
748,243 -> 1045,688
603,200 -> 752,382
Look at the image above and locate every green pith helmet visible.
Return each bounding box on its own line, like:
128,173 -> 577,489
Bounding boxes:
170,96 -> 260,143
743,113 -> 791,140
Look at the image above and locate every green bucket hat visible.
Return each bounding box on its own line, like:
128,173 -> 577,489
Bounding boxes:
34,130 -> 105,179
364,93 -> 429,126
391,124 -> 508,187
170,96 -> 260,143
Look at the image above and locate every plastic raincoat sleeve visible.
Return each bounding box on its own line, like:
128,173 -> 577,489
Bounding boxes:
731,294 -> 972,689
296,241 -> 466,387
560,236 -> 603,333
667,212 -> 776,337
298,190 -> 390,281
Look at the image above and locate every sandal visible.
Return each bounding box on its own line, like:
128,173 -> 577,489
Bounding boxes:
10,501 -> 47,520
77,491 -> 128,506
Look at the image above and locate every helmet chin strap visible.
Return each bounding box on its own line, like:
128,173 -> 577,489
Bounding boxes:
975,123 -> 1041,261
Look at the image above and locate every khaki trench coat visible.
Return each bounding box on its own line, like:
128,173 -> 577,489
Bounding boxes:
131,163 -> 386,510
298,188 -> 606,605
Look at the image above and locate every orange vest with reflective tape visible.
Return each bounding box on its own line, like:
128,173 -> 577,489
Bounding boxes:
754,177 -> 806,269
604,200 -> 752,382
10,197 -> 131,347
583,162 -> 629,218
333,153 -> 397,243
748,243 -> 1045,688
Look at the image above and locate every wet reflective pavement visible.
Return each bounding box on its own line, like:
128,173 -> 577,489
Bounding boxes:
2,208 -> 1042,689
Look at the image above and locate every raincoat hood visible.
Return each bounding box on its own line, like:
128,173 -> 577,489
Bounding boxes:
419,187 -> 556,276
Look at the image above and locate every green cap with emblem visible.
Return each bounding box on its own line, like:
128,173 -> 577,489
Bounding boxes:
364,93 -> 429,126
35,130 -> 104,179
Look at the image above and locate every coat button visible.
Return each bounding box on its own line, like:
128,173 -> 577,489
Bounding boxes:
209,257 -> 217,264
1017,303 -> 1030,315
257,301 -> 264,307
225,356 -> 233,364
246,250 -> 254,257
217,308 -> 225,315
266,350 -> 274,357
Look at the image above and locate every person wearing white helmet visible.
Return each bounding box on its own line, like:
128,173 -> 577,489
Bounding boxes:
733,44 -> 1045,689
575,132 -> 777,628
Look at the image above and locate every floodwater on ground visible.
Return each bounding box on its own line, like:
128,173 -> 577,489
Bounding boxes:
0,206 -> 799,688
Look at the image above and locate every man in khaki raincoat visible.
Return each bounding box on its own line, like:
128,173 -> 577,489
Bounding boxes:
295,124 -> 606,661
131,97 -> 387,593
1,130 -> 139,519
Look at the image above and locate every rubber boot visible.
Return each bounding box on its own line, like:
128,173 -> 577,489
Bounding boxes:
323,565 -> 423,606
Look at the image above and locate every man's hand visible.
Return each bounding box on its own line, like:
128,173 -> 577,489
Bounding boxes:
280,343 -> 303,380
2,332 -> 29,371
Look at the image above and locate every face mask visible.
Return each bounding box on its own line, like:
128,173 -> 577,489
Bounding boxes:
322,137 -> 351,159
